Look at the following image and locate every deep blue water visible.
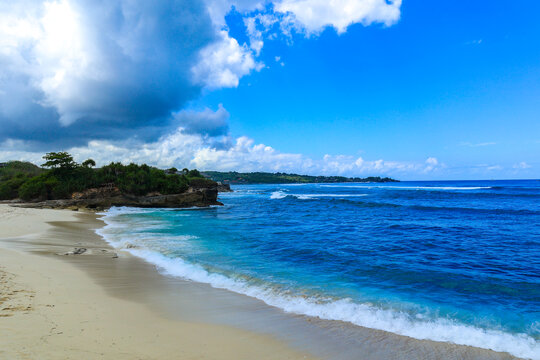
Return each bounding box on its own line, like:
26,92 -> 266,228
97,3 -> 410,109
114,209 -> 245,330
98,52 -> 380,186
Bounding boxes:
97,180 -> 540,359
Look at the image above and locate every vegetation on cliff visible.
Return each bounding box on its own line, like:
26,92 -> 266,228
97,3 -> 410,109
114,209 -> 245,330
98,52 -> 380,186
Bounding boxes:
202,171 -> 398,185
0,152 -> 213,201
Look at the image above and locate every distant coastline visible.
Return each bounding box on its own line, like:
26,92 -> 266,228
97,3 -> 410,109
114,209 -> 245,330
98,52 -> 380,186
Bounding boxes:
203,171 -> 398,185
1,155 -> 397,209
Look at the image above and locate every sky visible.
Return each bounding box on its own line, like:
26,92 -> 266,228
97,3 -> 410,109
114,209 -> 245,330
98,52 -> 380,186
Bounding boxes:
0,0 -> 539,180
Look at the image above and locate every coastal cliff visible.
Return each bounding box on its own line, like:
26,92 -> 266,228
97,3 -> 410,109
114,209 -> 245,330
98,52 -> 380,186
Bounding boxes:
14,185 -> 221,210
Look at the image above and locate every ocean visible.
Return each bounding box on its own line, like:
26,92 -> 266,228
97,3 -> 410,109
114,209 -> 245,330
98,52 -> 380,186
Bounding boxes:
96,180 -> 540,359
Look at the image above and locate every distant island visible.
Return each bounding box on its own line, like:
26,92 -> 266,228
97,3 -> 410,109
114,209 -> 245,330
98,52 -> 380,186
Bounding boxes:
202,171 -> 398,184
0,152 -> 220,209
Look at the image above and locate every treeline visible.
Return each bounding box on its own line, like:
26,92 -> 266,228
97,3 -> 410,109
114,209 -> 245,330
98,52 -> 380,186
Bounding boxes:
0,152 -> 212,201
202,171 -> 398,184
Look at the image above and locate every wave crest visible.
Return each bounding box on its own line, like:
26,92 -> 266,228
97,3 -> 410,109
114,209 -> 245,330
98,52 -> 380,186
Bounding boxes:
270,191 -> 368,200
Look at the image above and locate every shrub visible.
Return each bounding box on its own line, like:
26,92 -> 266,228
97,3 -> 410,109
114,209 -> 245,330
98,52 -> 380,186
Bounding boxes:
188,169 -> 201,178
18,174 -> 50,201
188,177 -> 216,189
0,175 -> 28,200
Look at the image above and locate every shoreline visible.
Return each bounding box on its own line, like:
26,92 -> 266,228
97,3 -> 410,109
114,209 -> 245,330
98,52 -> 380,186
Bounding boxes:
0,204 -> 314,360
0,204 -> 521,360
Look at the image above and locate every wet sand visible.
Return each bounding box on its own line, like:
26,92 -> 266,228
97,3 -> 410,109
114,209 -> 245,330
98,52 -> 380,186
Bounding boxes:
0,204 -> 519,360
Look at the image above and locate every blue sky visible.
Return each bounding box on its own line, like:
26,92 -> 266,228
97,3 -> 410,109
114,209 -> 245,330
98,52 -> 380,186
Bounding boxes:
196,0 -> 540,178
0,0 -> 538,179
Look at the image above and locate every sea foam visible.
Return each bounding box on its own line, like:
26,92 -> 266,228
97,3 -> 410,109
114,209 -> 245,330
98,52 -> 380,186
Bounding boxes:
321,185 -> 493,190
270,191 -> 368,200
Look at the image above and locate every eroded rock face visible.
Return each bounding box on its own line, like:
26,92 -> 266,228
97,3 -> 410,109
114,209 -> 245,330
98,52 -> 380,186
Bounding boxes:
217,183 -> 232,192
17,187 -> 222,211
72,185 -> 121,200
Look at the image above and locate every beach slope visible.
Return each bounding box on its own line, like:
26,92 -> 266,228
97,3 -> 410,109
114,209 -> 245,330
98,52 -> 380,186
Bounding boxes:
0,205 -> 312,360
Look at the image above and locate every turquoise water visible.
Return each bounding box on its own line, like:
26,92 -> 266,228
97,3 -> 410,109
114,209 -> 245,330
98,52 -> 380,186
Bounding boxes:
97,180 -> 540,359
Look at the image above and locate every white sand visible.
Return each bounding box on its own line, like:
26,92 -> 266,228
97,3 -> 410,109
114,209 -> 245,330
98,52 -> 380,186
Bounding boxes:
0,204 -> 313,360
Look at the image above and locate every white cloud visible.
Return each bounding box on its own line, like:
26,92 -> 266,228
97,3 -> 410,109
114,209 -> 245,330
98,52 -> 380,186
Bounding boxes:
191,136 -> 306,172
424,157 -> 439,172
465,39 -> 483,46
513,162 -> 532,170
192,30 -> 263,89
0,131 -> 443,178
244,16 -> 264,55
202,0 -> 264,29
202,0 -> 402,36
208,0 -> 402,63
425,157 -> 438,166
275,0 -> 402,35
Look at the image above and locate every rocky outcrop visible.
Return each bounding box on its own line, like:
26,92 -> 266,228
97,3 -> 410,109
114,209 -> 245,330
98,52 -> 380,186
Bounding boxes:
71,184 -> 122,200
16,186 -> 222,211
216,183 -> 232,192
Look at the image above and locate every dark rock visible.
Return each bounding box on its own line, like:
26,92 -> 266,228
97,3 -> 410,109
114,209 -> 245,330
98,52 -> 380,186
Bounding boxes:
216,183 -> 233,192
73,248 -> 87,255
14,186 -> 222,211
72,185 -> 121,200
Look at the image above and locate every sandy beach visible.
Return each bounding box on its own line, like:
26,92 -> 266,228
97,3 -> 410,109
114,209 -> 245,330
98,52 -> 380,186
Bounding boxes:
0,204 -> 313,360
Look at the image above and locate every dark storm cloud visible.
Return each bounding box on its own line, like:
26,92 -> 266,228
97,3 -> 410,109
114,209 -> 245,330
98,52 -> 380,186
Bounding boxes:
174,104 -> 230,138
0,0 -> 217,146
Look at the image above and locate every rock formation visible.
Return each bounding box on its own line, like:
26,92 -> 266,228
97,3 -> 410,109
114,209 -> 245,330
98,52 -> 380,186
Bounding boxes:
16,185 -> 222,211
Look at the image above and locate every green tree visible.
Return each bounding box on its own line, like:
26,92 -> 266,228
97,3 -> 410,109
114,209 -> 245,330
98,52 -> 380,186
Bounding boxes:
42,152 -> 77,170
188,169 -> 201,177
82,159 -> 96,168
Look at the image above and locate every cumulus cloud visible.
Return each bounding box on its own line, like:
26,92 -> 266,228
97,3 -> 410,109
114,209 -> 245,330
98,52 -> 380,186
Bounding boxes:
204,0 -> 402,35
0,0 -> 219,145
191,30 -> 262,89
0,130 -> 443,178
235,0 -> 402,55
275,0 -> 402,35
